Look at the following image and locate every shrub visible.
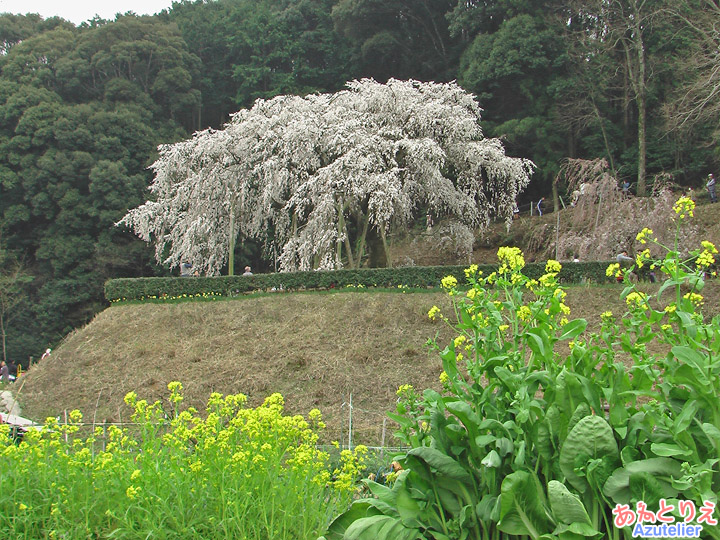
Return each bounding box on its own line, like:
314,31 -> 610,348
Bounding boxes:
104,262 -> 617,303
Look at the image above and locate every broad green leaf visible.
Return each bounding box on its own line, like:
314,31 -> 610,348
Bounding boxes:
525,327 -> 549,357
560,415 -> 619,492
396,482 -> 425,528
387,412 -> 413,429
547,480 -> 592,526
496,437 -> 514,456
567,403 -> 591,436
365,480 -> 396,506
701,423 -> 720,449
558,319 -> 588,341
446,401 -> 481,441
476,495 -> 498,521
498,471 -> 552,537
344,515 -> 422,540
671,346 -> 708,373
628,471 -> 666,508
481,449 -> 501,468
602,458 -> 683,504
324,501 -> 373,540
673,400 -> 699,433
650,442 -> 692,458
406,447 -> 470,481
475,434 -> 496,448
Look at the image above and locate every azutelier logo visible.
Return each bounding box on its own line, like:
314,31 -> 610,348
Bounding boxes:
612,500 -> 717,538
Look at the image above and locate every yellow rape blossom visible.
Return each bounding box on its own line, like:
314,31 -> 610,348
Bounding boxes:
625,291 -> 647,308
606,263 -> 620,278
635,249 -> 651,268
673,196 -> 695,219
517,305 -> 532,322
545,259 -> 562,274
696,250 -> 715,269
497,246 -> 525,271
683,292 -> 704,306
396,384 -> 414,397
441,275 -> 458,290
428,305 -> 441,320
636,228 -> 654,244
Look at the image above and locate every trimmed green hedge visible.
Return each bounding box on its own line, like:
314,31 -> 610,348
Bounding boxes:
105,261 -> 623,302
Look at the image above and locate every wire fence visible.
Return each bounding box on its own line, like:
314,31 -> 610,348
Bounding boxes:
15,395 -> 407,453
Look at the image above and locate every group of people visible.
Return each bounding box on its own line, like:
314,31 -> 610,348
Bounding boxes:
0,360 -> 18,383
0,348 -> 50,384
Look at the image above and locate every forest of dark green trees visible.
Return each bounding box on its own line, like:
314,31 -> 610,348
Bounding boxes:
0,0 -> 718,365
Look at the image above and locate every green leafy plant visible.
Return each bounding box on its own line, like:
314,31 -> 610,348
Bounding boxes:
321,196 -> 719,540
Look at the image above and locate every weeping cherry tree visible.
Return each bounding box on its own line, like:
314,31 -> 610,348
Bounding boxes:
119,79 -> 534,274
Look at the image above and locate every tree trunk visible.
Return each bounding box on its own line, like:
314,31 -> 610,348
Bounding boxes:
0,314 -> 6,364
336,202 -> 355,269
635,26 -> 647,196
592,100 -> 616,175
228,211 -> 236,275
366,227 -> 387,268
381,227 -> 392,268
355,214 -> 370,268
624,0 -> 648,196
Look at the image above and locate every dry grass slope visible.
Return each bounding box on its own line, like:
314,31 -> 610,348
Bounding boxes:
18,280 -> 720,445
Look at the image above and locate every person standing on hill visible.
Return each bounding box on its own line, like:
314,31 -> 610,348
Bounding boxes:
0,361 -> 9,383
707,173 -> 717,203
242,266 -> 253,276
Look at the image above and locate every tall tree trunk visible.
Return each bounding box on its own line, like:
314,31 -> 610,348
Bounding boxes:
0,314 -> 6,364
355,214 -> 370,268
336,202 -> 355,269
381,227 -> 392,268
624,0 -> 648,196
592,100 -> 617,175
634,23 -> 647,196
366,227 -> 387,268
228,211 -> 235,276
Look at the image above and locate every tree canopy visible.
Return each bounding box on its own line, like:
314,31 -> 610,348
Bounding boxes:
120,79 -> 533,274
1,0 -> 719,363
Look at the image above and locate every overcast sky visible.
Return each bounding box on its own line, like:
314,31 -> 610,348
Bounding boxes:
0,0 -> 176,25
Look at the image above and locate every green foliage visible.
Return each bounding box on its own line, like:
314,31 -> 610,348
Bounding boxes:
0,384 -> 365,539
104,261 -> 616,302
321,199 -> 720,540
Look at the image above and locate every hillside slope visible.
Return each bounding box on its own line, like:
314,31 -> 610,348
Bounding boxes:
17,281 -> 720,445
